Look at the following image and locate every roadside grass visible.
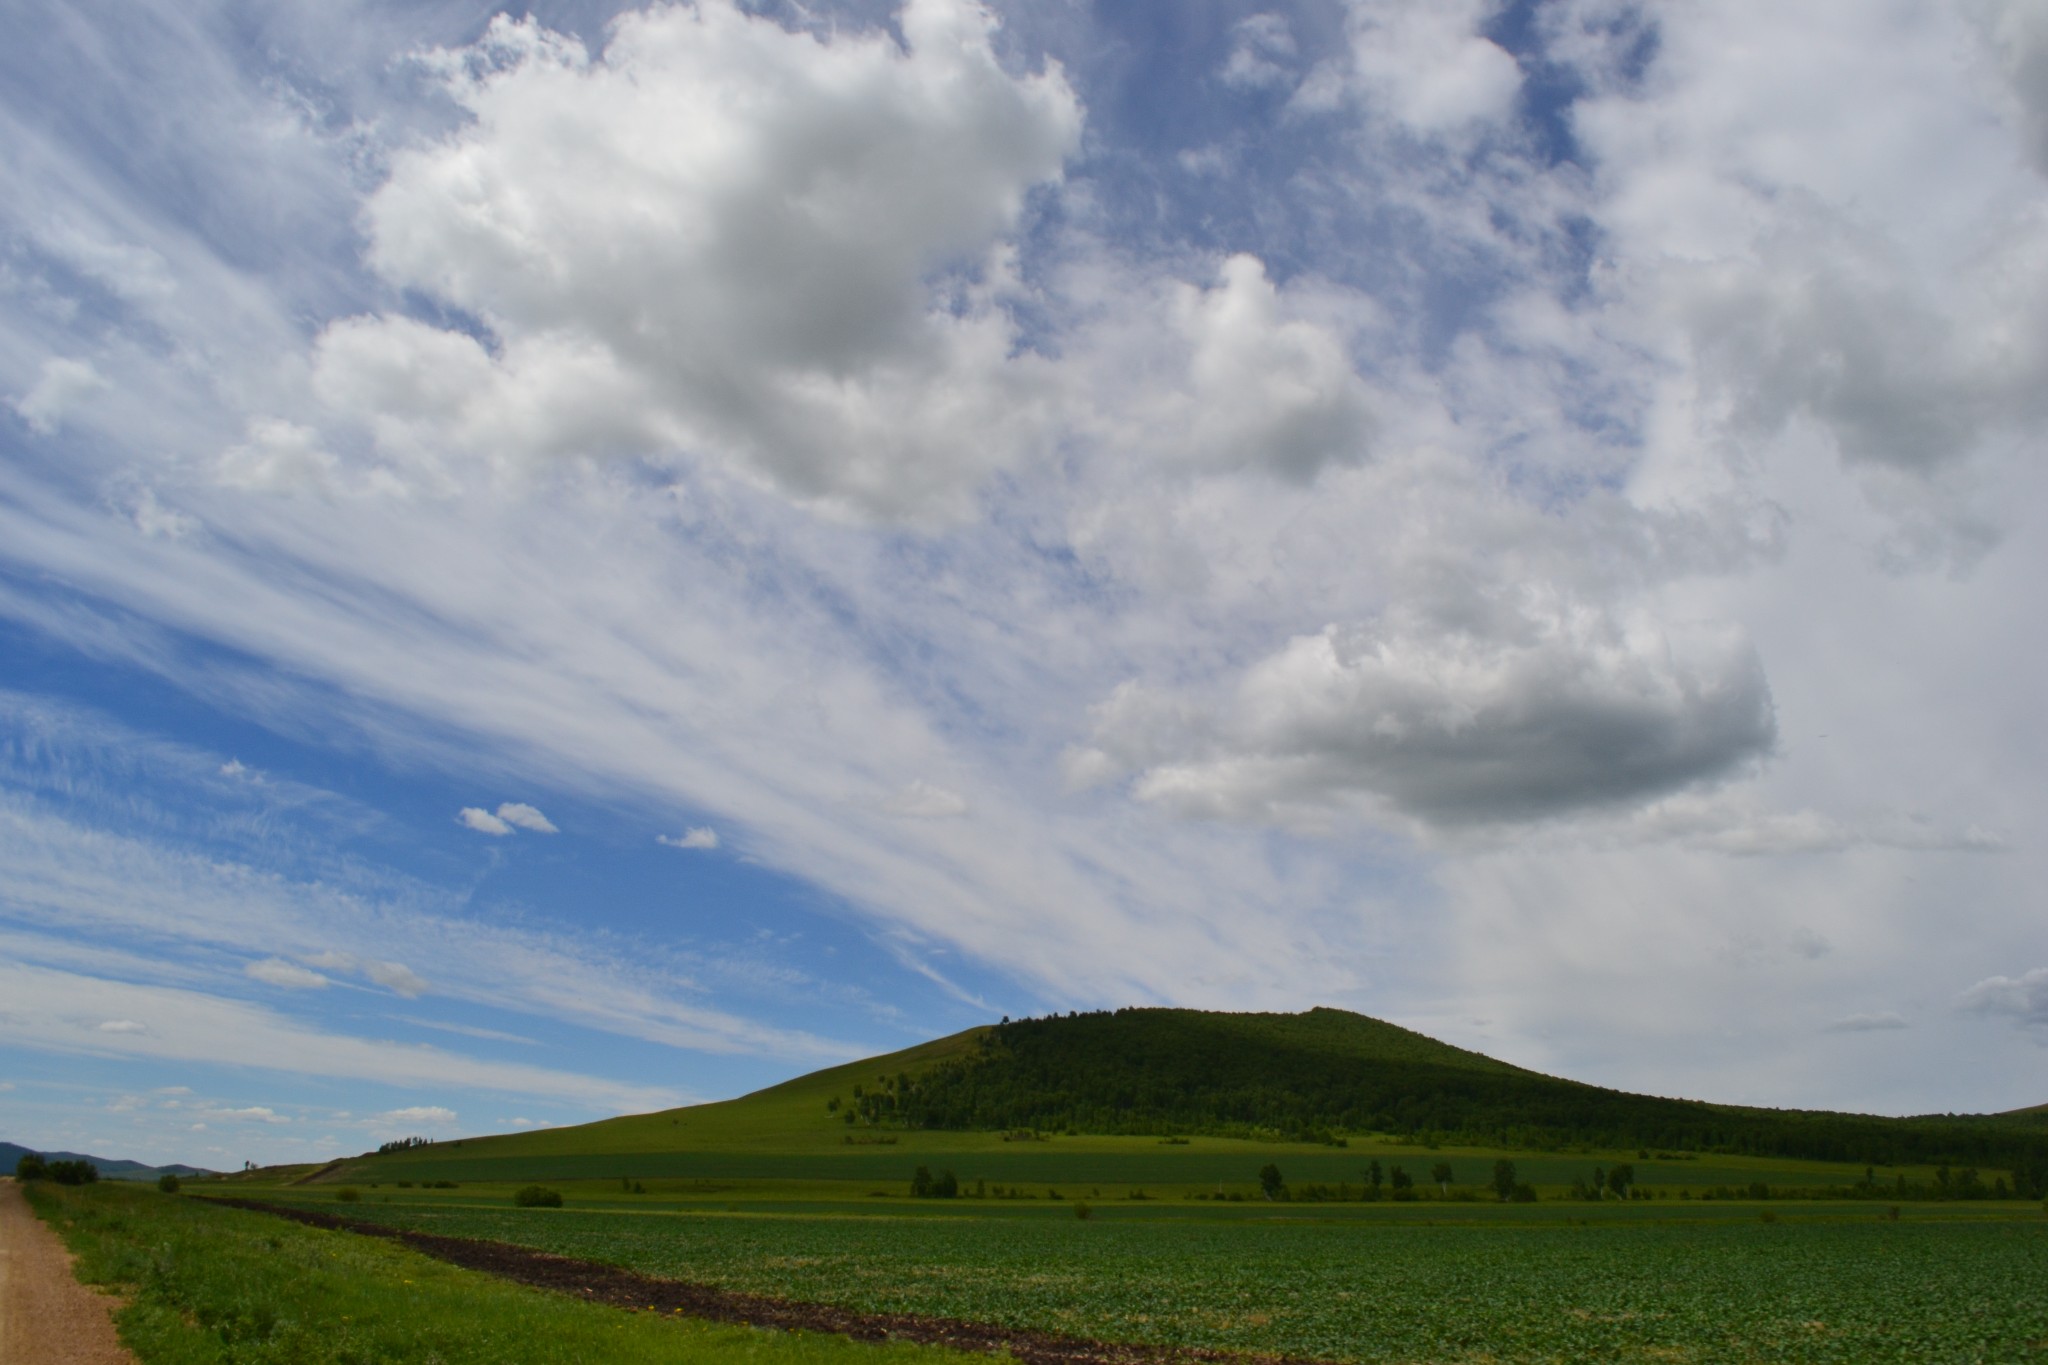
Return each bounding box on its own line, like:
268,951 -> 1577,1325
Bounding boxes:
25,1180 -> 995,1365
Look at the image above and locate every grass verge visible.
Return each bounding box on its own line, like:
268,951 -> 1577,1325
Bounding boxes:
25,1180 -> 998,1365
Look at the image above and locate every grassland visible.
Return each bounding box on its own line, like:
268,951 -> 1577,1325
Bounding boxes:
239,1184 -> 2048,1363
24,1178 -> 990,1365
160,1009 -> 2048,1361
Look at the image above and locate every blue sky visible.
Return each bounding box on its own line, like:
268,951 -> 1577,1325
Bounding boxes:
5,0 -> 2048,1168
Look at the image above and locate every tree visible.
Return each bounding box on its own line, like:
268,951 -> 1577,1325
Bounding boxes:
1388,1165 -> 1414,1199
15,1153 -> 47,1181
1606,1163 -> 1635,1200
910,1165 -> 933,1198
45,1159 -> 96,1186
1366,1160 -> 1383,1200
1259,1163 -> 1285,1200
1430,1161 -> 1454,1195
1592,1166 -> 1606,1199
157,1173 -> 181,1193
1492,1158 -> 1518,1202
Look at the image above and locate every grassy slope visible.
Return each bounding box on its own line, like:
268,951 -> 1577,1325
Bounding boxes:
26,1179 -> 985,1365
318,1007 -> 2044,1187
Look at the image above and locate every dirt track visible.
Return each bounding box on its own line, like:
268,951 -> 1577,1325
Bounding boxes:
213,1197 -> 1323,1365
0,1178 -> 135,1365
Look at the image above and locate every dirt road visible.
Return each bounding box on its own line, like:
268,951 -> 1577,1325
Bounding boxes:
0,1179 -> 134,1365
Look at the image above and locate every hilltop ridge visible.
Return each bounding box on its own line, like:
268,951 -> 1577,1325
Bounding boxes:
326,1007 -> 2048,1184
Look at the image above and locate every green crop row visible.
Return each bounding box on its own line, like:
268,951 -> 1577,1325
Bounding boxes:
300,1196 -> 2048,1363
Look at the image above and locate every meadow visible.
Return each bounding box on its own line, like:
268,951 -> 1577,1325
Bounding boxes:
23,1179 -> 985,1365
248,1184 -> 2048,1363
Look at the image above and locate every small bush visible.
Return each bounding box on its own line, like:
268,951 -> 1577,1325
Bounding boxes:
1074,1201 -> 1092,1220
157,1173 -> 181,1193
334,1187 -> 361,1203
514,1185 -> 563,1208
1510,1182 -> 1538,1203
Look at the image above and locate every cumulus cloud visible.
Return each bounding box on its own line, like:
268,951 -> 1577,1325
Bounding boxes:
493,802 -> 557,833
1105,255 -> 1376,482
659,827 -> 719,850
244,957 -> 329,989
458,806 -> 512,835
216,419 -> 345,495
1303,0 -> 1520,134
11,358 -> 109,435
1959,968 -> 2048,1028
289,0 -> 1081,521
1086,595 -> 1775,829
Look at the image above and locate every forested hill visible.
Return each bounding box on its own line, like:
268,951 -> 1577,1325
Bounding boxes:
881,1008 -> 2047,1171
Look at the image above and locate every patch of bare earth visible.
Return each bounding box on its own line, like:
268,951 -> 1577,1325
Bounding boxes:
213,1198 -> 1328,1365
0,1178 -> 136,1365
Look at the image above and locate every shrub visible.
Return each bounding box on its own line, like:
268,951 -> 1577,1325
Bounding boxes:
15,1153 -> 47,1181
334,1187 -> 361,1203
46,1159 -> 98,1186
514,1185 -> 563,1208
1074,1201 -> 1092,1220
157,1173 -> 181,1193
1510,1182 -> 1538,1203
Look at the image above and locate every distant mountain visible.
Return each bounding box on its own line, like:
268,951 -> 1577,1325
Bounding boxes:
890,1007 -> 2048,1172
2,1140 -> 213,1181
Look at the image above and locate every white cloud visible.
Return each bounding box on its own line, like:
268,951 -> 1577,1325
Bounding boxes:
0,960 -> 680,1111
209,1105 -> 289,1124
364,960 -> 429,998
0,788 -> 860,1062
493,801 -> 557,833
1959,968 -> 2048,1028
10,357 -> 109,435
244,957 -> 329,989
97,1019 -> 146,1034
1090,597 -> 1775,830
1106,255 -> 1377,482
659,827 -> 719,850
1221,13 -> 1298,91
458,806 -> 512,835
375,1105 -> 455,1126
282,0 -> 1081,522
216,418 -> 343,495
882,780 -> 970,819
1306,0 -> 1521,134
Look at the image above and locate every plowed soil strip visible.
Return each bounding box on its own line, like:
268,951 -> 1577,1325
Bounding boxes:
207,1198 -> 1325,1365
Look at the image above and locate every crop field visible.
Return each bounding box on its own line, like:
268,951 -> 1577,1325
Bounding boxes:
26,1180 -> 985,1365
259,1192 -> 2048,1363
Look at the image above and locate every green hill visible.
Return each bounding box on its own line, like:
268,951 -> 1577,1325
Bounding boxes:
321,1007 -> 2048,1188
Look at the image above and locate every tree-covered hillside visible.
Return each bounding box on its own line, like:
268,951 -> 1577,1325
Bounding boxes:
876,1008 -> 2048,1178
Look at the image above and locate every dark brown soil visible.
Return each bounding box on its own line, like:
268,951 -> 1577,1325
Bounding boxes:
208,1197 -> 1325,1365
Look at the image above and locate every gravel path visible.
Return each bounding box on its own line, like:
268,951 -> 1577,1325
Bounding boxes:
0,1178 -> 135,1365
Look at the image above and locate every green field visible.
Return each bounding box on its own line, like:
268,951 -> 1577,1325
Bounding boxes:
245,1188 -> 2048,1363
25,1179 -> 986,1365
168,1007 -> 2048,1361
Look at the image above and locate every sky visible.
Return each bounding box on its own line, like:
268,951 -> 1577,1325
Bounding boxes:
2,0 -> 2046,1170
